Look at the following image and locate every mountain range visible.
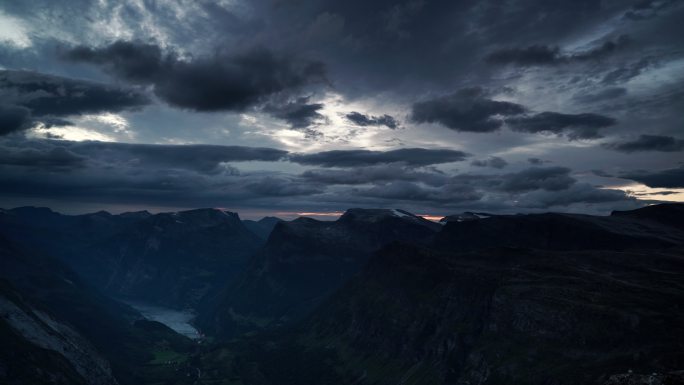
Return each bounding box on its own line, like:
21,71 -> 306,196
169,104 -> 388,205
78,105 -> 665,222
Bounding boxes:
1,204 -> 683,384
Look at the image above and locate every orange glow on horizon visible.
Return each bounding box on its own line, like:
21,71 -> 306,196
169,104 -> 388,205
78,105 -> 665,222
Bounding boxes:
419,214 -> 444,222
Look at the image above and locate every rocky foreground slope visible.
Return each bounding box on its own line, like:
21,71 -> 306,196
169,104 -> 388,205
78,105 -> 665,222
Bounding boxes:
0,235 -> 195,385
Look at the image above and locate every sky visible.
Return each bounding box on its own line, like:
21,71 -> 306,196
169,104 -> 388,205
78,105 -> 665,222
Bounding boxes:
0,0 -> 682,219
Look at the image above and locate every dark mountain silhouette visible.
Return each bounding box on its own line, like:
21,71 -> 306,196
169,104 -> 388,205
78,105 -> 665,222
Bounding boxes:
1,204 -> 683,384
195,204 -> 684,385
0,207 -> 263,310
434,206 -> 684,252
199,208 -> 441,339
83,208 -> 262,308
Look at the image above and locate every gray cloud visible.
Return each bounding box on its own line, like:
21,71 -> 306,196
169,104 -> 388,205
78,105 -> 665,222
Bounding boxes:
471,156 -> 508,169
345,111 -> 399,129
0,138 -> 638,212
289,148 -> 469,167
573,87 -> 627,104
0,145 -> 86,171
497,166 -> 576,192
301,164 -> 448,186
486,36 -> 631,67
263,97 -> 326,129
604,135 -> 684,153
507,112 -> 616,139
0,70 -> 150,135
601,58 -> 652,85
410,88 -> 526,132
245,176 -> 324,197
63,41 -> 325,112
0,0 -> 678,214
621,166 -> 684,188
518,183 -> 632,208
357,180 -> 483,203
0,104 -> 31,135
0,140 -> 288,174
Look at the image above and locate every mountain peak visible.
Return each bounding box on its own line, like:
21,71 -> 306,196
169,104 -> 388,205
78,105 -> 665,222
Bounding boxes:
440,212 -> 494,223
340,208 -> 414,222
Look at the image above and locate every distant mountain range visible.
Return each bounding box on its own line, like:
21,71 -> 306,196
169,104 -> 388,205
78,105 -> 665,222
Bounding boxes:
1,204 -> 683,384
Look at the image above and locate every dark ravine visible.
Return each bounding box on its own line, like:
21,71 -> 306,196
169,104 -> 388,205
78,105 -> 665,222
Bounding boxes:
242,216 -> 284,240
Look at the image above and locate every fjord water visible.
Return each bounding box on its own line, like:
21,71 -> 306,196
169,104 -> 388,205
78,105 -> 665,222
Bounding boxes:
123,299 -> 200,339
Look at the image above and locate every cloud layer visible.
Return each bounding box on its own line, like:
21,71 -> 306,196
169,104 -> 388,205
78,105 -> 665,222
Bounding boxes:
0,0 -> 682,214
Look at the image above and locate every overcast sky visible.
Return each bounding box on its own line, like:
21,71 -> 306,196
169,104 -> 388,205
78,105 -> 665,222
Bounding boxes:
0,0 -> 682,219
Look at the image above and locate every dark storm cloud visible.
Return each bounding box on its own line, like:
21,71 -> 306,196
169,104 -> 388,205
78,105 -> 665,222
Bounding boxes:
621,166 -> 684,188
289,148 -> 469,167
471,156 -> 508,169
63,41 -> 326,112
357,181 -> 483,203
0,104 -> 31,135
263,97 -> 325,129
69,141 -> 289,173
485,36 -> 631,67
349,166 -> 629,208
527,158 -> 547,165
410,87 -> 618,139
506,112 -> 616,139
497,167 -> 576,192
0,139 -> 636,211
345,111 -> 399,129
0,0 -> 677,213
601,58 -> 652,85
573,87 -> 627,104
301,165 -> 448,186
410,88 -> 526,132
519,183 -> 631,208
485,45 -> 560,66
0,70 -> 149,117
0,145 -> 85,170
623,0 -> 680,20
0,140 -> 288,174
0,70 -> 150,134
245,176 -> 324,197
604,135 -> 684,153
0,139 -> 321,206
64,40 -> 166,83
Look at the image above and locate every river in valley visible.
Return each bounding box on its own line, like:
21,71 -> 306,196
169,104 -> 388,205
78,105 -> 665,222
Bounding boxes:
123,300 -> 200,339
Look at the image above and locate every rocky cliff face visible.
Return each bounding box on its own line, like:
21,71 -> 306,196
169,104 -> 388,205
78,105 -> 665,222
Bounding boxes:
0,235 -> 195,385
0,280 -> 117,385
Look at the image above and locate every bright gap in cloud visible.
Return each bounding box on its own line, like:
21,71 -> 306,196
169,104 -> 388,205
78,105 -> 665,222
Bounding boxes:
0,11 -> 31,48
607,183 -> 684,202
27,123 -> 117,142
